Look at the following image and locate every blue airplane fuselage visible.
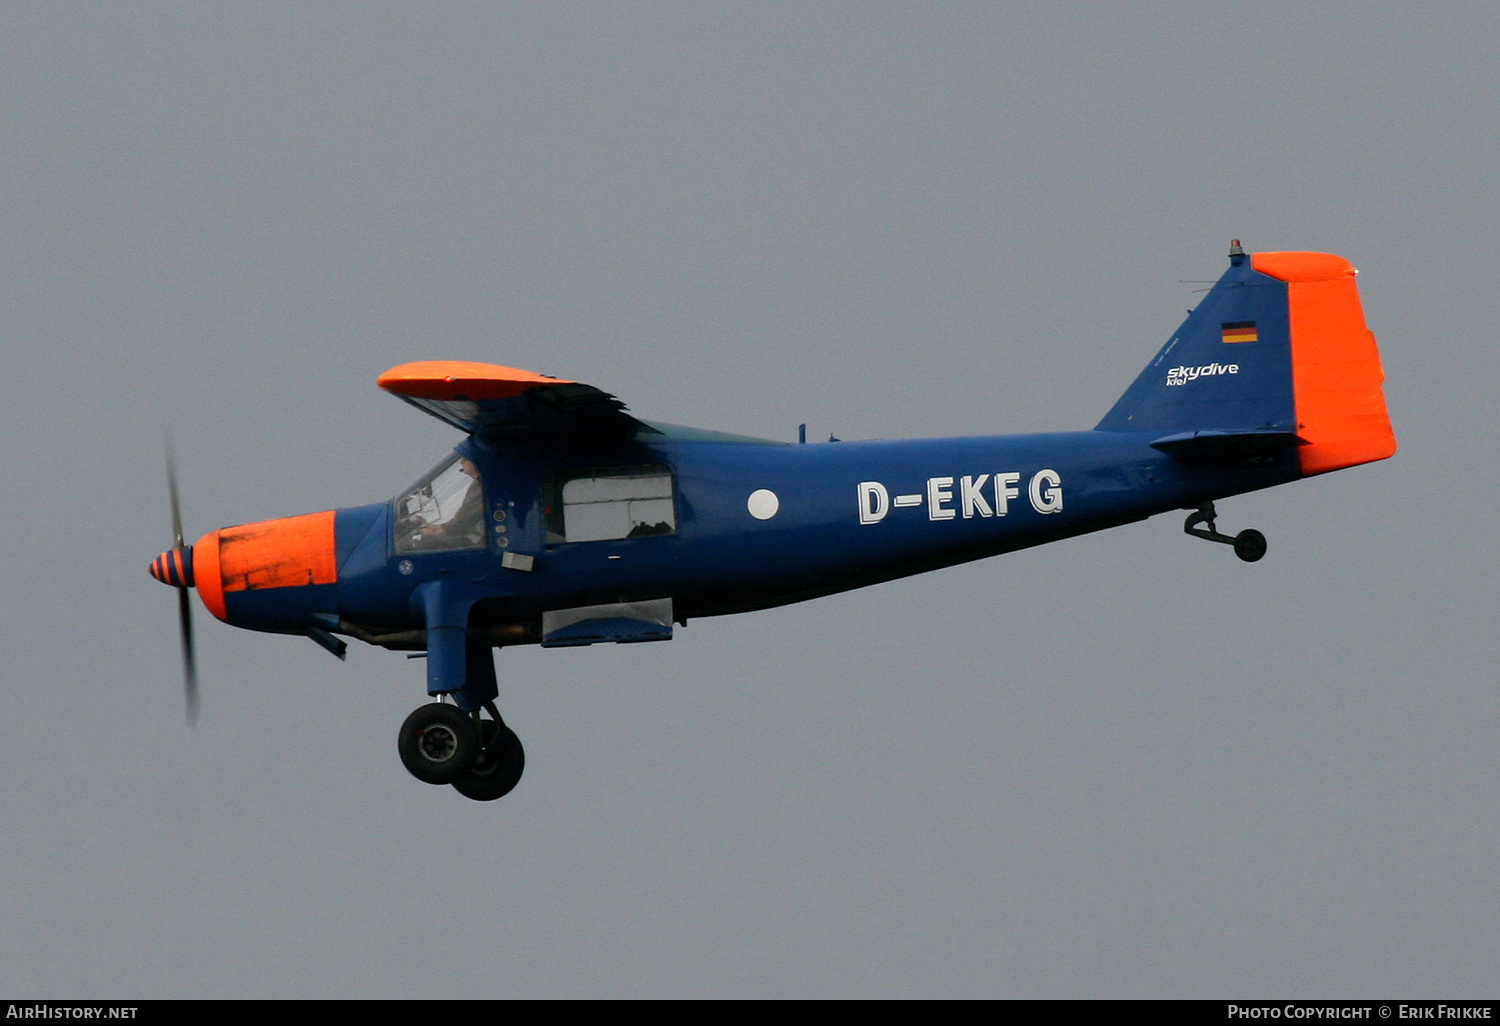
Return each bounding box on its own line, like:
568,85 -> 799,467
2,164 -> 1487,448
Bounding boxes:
261,429 -> 1299,644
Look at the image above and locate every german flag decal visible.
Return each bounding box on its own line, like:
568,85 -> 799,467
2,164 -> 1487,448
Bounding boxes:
1221,321 -> 1259,343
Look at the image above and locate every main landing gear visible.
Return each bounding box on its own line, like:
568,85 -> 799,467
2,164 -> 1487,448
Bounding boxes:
398,699 -> 525,801
1184,502 -> 1266,563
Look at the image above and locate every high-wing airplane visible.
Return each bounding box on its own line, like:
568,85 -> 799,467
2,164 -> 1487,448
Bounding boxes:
150,242 -> 1395,801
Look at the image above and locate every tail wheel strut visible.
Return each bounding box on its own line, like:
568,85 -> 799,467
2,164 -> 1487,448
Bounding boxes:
1184,502 -> 1266,563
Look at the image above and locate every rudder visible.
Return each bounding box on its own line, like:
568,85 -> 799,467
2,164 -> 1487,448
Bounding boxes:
1255,251 -> 1396,475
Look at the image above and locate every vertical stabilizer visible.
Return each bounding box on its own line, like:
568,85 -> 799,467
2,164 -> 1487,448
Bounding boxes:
1097,245 -> 1395,477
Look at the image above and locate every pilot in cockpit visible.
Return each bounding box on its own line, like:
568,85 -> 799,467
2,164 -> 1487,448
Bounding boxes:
395,454 -> 485,553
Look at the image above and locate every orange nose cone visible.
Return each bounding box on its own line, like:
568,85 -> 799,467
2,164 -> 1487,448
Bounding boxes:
193,529 -> 227,621
149,547 -> 194,588
189,512 -> 338,624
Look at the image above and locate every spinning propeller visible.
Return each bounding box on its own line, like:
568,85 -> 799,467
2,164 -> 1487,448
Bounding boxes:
148,443 -> 199,725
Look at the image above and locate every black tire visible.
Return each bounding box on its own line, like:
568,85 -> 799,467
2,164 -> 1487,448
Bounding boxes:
1233,529 -> 1267,563
398,703 -> 479,785
452,719 -> 525,802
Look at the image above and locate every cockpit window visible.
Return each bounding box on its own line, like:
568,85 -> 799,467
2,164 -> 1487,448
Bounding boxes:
547,466 -> 676,544
394,453 -> 486,554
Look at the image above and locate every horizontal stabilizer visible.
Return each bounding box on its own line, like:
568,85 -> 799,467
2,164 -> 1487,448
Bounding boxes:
1150,428 -> 1306,461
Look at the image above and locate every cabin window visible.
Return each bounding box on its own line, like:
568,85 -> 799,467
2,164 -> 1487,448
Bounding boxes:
394,452 -> 486,554
549,466 -> 676,543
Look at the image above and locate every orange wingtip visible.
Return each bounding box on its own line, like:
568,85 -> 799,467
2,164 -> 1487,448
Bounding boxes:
378,361 -> 574,401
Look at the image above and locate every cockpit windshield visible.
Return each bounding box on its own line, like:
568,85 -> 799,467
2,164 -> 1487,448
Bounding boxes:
394,452 -> 486,554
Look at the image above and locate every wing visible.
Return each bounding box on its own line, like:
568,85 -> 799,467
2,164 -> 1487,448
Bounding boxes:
377,361 -> 658,439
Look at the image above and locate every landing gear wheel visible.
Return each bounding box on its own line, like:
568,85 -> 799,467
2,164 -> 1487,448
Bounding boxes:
1233,529 -> 1267,563
398,703 -> 479,784
1185,504 -> 1267,563
452,719 -> 525,802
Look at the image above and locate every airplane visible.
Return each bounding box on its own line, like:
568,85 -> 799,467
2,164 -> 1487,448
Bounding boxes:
149,241 -> 1395,801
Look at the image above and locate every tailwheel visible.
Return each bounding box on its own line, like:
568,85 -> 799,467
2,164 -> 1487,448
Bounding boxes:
1232,528 -> 1267,563
453,718 -> 525,802
398,702 -> 480,785
1184,502 -> 1267,563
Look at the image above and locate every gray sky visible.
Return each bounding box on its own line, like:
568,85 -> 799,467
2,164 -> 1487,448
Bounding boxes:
2,3 -> 1496,998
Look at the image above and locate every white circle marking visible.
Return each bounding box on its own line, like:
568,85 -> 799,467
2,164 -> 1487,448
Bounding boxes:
747,489 -> 780,521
